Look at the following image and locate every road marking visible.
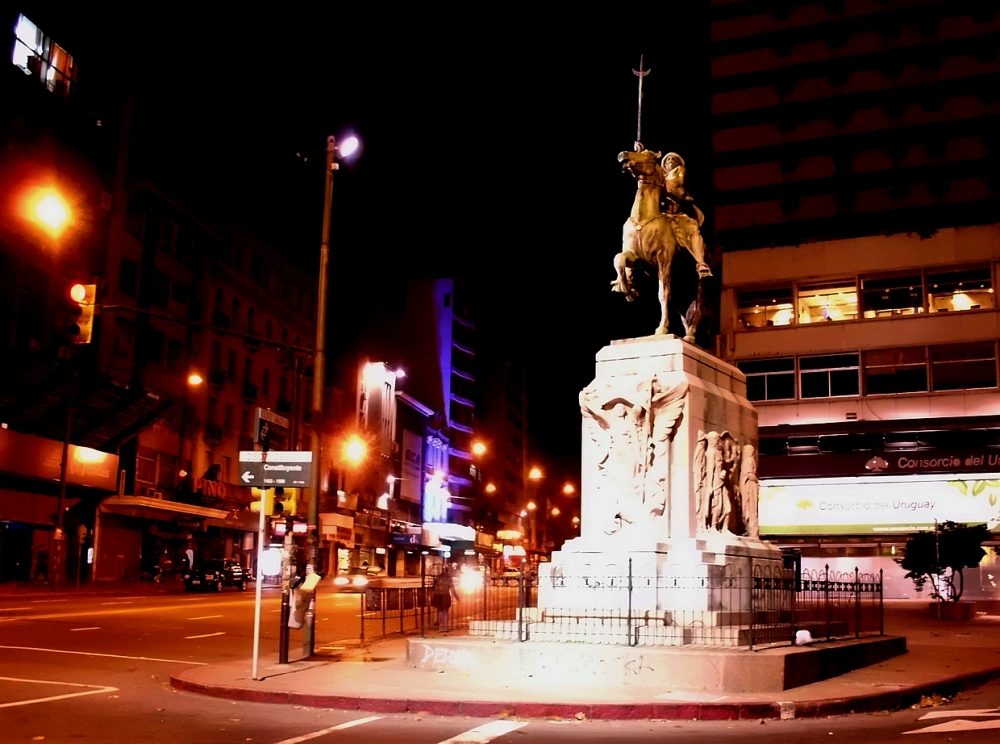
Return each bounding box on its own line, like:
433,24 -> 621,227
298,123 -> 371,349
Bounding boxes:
0,607 -> 33,612
904,709 -> 1000,734
0,645 -> 205,665
188,614 -> 224,620
919,708 -> 1000,720
437,720 -> 529,743
184,632 -> 226,639
0,676 -> 118,709
29,599 -> 68,603
0,598 -> 269,623
100,601 -> 134,606
272,716 -> 383,743
70,627 -> 101,632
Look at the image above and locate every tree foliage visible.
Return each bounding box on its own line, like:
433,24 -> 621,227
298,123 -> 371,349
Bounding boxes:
895,521 -> 990,601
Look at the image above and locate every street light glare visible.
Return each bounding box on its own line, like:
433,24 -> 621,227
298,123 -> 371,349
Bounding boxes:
187,373 -> 204,386
35,192 -> 70,232
529,467 -> 543,480
70,283 -> 87,302
485,483 -> 497,494
472,441 -> 486,456
527,501 -> 536,511
344,435 -> 367,465
563,483 -> 576,495
339,136 -> 359,158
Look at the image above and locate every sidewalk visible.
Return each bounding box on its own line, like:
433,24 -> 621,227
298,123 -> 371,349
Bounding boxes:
171,600 -> 1000,721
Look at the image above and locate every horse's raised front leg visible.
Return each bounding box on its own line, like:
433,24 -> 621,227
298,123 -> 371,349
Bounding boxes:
655,254 -> 672,335
611,250 -> 638,301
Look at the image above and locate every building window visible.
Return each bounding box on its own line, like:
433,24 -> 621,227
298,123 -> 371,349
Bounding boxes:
243,358 -> 252,384
240,408 -> 251,435
137,446 -> 158,484
224,404 -> 234,429
151,274 -> 170,308
927,266 -> 994,313
262,368 -> 270,397
861,274 -> 923,318
800,353 -> 860,398
247,307 -> 256,334
171,282 -> 189,305
931,342 -> 997,391
797,281 -> 858,324
222,456 -> 231,482
736,288 -> 794,329
119,258 -> 139,298
210,341 -> 222,370
227,349 -> 237,382
737,358 -> 795,401
12,15 -> 74,97
863,348 -> 927,394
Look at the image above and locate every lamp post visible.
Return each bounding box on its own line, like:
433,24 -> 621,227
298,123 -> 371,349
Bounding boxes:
305,134 -> 358,655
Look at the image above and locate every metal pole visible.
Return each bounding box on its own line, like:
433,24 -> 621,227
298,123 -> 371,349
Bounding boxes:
54,397 -> 74,586
279,515 -> 293,663
305,136 -> 336,657
420,553 -> 426,638
517,568 -> 525,642
879,568 -> 884,635
251,489 -> 267,680
627,557 -> 634,647
855,566 -> 861,639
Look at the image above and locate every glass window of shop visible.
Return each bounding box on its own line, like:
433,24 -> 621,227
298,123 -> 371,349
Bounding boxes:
800,353 -> 860,398
797,280 -> 858,324
736,287 -> 794,329
737,358 -> 795,401
930,342 -> 997,391
863,347 -> 928,394
927,266 -> 994,314
860,273 -> 923,318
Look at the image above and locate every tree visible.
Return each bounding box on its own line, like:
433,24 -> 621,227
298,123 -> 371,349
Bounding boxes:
896,521 -> 991,602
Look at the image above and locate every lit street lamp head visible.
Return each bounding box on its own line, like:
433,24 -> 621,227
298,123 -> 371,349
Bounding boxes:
339,135 -> 360,159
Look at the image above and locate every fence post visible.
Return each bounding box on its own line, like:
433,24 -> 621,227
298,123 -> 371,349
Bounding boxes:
749,562 -> 756,651
879,568 -> 884,635
360,590 -> 365,643
420,554 -> 426,638
824,564 -> 831,641
627,558 -> 634,647
854,567 -> 861,639
517,568 -> 525,642
789,563 -> 797,647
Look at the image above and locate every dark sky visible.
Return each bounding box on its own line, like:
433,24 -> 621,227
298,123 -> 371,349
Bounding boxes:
45,7 -> 712,474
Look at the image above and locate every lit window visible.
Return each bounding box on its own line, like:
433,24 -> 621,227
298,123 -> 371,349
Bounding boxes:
797,281 -> 858,324
930,342 -> 996,391
737,358 -> 795,401
12,14 -> 74,97
736,288 -> 794,329
927,266 -> 994,314
863,348 -> 927,395
860,274 -> 923,318
799,354 -> 860,398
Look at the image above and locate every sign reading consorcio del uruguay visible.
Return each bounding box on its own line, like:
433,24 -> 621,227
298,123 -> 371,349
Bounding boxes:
759,473 -> 1000,535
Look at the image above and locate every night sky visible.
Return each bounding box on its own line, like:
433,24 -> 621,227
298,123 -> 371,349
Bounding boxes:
50,8 -> 712,475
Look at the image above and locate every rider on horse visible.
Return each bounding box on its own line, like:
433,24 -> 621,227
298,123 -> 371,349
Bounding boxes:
660,153 -> 712,280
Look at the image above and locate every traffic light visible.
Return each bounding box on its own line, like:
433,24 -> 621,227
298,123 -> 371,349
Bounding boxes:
67,283 -> 96,344
249,487 -> 276,515
275,488 -> 299,517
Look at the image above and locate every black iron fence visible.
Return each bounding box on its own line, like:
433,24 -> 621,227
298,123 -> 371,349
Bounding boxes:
353,561 -> 883,650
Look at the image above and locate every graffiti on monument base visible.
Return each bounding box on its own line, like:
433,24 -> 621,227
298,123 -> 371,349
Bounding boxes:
418,643 -> 479,671
520,647 -> 656,682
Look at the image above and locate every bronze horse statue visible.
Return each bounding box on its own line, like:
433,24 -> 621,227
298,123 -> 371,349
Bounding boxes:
612,147 -> 708,342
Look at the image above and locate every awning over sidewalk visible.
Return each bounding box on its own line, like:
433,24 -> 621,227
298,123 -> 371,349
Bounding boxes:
100,496 -> 229,522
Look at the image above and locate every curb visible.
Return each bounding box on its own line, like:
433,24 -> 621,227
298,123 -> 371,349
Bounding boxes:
170,664 -> 1000,721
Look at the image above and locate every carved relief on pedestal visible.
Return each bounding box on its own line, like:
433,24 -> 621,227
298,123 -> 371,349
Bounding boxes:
694,434 -> 759,538
580,375 -> 687,536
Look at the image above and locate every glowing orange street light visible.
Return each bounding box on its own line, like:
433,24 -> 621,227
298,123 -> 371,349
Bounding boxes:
562,483 -> 575,495
472,441 -> 486,456
187,372 -> 204,386
551,506 -> 561,517
529,467 -> 543,480
526,501 -> 537,511
572,516 -> 580,526
343,434 -> 367,465
24,187 -> 71,236
485,483 -> 497,494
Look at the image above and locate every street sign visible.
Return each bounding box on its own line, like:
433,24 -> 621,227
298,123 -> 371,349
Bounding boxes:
239,450 -> 312,488
254,407 -> 289,451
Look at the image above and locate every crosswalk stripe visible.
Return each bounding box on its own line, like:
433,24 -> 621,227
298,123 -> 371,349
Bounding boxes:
272,716 -> 383,743
437,720 -> 529,744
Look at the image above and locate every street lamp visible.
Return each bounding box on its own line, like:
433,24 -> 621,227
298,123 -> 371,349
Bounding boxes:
22,185 -> 71,236
472,441 -> 487,456
306,133 -> 359,656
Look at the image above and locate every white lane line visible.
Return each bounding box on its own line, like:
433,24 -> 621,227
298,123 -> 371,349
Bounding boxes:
0,645 -> 205,665
100,601 -> 134,606
919,708 -> 1000,720
70,627 -> 101,632
0,607 -> 33,612
272,716 -> 383,743
184,631 -> 226,639
904,719 -> 1000,734
0,677 -> 118,709
188,614 -> 224,620
29,599 -> 68,603
437,720 -> 529,743
0,598 -> 267,623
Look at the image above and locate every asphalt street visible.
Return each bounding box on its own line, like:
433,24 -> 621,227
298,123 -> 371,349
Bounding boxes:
2,588 -> 1000,743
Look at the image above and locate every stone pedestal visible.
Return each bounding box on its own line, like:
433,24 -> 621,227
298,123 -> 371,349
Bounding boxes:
538,336 -> 780,619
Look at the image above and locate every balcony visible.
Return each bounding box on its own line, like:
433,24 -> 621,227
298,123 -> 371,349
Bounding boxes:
242,382 -> 258,403
203,424 -> 222,444
276,397 -> 292,416
211,311 -> 230,329
208,368 -> 226,387
244,330 -> 261,352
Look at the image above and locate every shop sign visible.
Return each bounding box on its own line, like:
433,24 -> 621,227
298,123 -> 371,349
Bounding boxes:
761,448 -> 1000,479
194,479 -> 226,499
400,429 -> 423,504
391,533 -> 422,546
759,472 -> 1000,535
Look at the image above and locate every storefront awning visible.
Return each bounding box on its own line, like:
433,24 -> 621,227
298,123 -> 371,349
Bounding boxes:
100,496 -> 229,521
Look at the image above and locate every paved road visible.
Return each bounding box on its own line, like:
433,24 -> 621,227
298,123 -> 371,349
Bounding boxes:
3,589 -> 1000,743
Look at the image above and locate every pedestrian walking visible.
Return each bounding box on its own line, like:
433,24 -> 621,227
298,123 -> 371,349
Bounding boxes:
431,566 -> 459,632
34,548 -> 49,584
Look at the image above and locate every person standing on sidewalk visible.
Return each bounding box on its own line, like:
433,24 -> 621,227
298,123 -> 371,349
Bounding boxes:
432,567 -> 459,632
33,547 -> 49,584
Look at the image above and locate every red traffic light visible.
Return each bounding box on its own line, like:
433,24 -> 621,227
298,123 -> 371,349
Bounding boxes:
67,283 -> 97,344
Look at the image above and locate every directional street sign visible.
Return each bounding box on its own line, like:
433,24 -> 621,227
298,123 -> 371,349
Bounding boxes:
254,407 -> 289,451
239,450 -> 312,488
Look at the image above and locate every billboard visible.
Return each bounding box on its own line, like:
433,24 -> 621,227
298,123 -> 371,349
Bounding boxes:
400,429 -> 423,504
759,472 -> 1000,535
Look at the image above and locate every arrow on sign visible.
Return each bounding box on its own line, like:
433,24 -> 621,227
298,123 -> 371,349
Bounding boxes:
903,708 -> 1000,735
241,471 -> 254,484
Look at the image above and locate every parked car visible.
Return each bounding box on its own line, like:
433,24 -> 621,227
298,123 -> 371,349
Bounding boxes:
332,566 -> 383,593
183,559 -> 247,592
